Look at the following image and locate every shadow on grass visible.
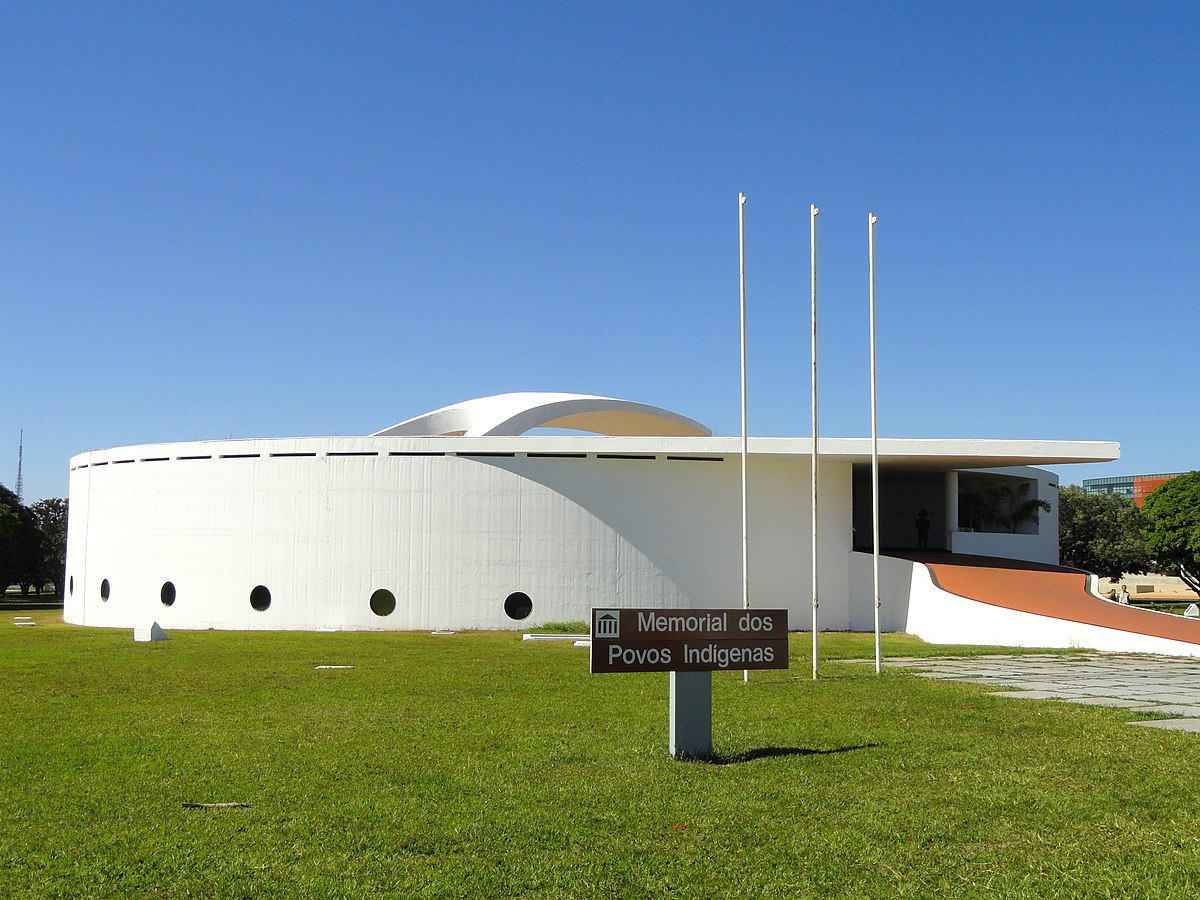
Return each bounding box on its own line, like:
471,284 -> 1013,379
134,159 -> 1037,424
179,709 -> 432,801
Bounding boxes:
701,743 -> 880,765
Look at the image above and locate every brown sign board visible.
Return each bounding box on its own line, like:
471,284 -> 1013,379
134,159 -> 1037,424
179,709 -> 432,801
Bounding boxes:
590,607 -> 789,673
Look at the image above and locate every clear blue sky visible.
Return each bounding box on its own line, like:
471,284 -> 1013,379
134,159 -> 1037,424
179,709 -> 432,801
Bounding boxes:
4,1 -> 1197,503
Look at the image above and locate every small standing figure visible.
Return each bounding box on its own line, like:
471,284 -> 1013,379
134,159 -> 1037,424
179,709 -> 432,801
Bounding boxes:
1117,584 -> 1131,605
915,509 -> 931,550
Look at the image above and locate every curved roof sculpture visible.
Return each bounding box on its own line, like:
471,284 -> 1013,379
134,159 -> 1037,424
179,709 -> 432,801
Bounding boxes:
372,392 -> 712,438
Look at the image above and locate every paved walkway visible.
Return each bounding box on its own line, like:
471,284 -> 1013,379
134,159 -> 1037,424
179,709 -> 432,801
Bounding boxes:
887,654 -> 1200,732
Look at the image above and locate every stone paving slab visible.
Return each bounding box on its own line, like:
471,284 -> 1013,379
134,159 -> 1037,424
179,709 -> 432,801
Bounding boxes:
1069,697 -> 1162,708
880,654 -> 1200,732
1128,719 -> 1200,732
1145,705 -> 1200,716
1072,687 -> 1156,698
1012,681 -> 1082,692
1130,693 -> 1200,704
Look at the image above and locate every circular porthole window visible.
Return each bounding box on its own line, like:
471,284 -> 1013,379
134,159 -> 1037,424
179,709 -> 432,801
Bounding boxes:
250,585 -> 271,611
100,579 -> 111,601
161,582 -> 176,607
369,588 -> 396,617
503,591 -> 533,621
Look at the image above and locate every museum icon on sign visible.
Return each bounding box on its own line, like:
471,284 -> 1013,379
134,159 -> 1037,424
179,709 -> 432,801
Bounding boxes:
594,611 -> 619,638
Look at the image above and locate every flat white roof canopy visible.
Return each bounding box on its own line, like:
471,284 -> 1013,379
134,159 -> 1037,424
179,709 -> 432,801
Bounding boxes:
363,392 -> 1117,469
73,392 -> 1119,470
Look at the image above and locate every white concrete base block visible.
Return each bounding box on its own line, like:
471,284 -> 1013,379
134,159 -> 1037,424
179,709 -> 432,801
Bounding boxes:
522,633 -> 590,641
134,622 -> 168,642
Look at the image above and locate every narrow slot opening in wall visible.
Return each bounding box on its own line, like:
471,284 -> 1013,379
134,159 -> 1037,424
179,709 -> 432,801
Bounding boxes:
597,454 -> 656,461
220,454 -> 261,459
527,453 -> 587,459
326,451 -> 379,457
270,452 -> 317,458
388,452 -> 447,457
666,456 -> 725,463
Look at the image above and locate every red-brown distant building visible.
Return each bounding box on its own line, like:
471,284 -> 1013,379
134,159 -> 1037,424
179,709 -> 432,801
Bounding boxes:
1134,474 -> 1183,506
1084,472 -> 1186,507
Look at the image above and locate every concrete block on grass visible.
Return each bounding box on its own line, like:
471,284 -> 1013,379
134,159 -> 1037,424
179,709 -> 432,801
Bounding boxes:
134,622 -> 168,642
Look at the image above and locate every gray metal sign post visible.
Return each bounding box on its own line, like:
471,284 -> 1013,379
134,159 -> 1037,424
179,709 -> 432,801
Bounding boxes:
590,607 -> 788,760
670,671 -> 713,759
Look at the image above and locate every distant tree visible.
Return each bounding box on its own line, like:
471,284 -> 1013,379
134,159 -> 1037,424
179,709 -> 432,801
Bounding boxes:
30,498 -> 68,598
1057,485 -> 1149,580
1141,471 -> 1200,597
0,498 -> 18,595
0,484 -> 42,596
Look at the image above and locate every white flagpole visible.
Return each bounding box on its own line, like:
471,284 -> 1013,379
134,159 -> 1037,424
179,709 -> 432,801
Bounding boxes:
810,204 -> 820,680
869,212 -> 882,674
739,193 -> 750,684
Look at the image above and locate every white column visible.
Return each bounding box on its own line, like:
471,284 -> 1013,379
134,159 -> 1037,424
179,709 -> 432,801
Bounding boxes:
739,193 -> 750,684
868,212 -> 880,674
944,470 -> 959,552
810,203 -> 820,680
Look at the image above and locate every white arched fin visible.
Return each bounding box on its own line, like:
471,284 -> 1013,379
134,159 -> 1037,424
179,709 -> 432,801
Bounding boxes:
372,392 -> 711,438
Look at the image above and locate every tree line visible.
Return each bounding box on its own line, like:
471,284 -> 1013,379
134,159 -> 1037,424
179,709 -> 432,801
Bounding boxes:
0,484 -> 67,598
1059,470 -> 1200,596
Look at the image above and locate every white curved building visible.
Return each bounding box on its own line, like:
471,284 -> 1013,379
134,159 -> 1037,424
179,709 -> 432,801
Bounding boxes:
65,393 -> 1123,641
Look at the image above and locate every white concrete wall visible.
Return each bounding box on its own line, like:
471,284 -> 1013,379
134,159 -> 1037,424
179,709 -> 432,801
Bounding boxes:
847,551 -> 915,633
949,466 -> 1059,564
64,439 -> 850,632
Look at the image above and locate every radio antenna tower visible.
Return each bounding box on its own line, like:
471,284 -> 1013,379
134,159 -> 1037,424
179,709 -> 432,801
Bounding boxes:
15,428 -> 23,503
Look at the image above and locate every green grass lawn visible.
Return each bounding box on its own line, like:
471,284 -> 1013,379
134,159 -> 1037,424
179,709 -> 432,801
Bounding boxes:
3,616 -> 1200,898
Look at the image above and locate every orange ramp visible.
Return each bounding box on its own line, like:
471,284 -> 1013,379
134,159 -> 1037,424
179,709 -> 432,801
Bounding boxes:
892,552 -> 1200,649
